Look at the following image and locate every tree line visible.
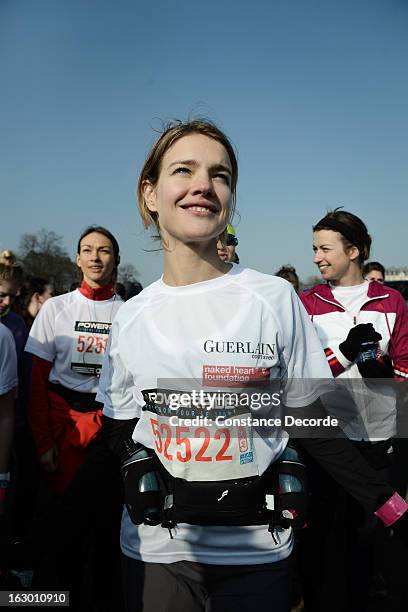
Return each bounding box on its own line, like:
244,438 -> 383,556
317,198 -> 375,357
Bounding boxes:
14,229 -> 321,293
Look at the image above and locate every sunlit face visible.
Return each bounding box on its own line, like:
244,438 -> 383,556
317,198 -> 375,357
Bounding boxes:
76,232 -> 116,288
217,240 -> 236,262
143,134 -> 232,247
313,230 -> 359,282
0,280 -> 20,315
365,270 -> 384,283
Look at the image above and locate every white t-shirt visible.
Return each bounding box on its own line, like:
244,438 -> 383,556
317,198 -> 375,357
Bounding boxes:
98,265 -> 332,565
0,323 -> 18,395
25,290 -> 123,393
330,281 -> 369,322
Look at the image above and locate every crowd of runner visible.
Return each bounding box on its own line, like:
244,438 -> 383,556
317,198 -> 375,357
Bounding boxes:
1,119 -> 408,612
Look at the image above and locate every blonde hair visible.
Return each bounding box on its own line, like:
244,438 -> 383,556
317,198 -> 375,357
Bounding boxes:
0,250 -> 25,286
137,119 -> 238,241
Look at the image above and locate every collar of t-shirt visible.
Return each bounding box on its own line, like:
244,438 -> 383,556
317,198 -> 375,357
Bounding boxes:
79,280 -> 115,301
329,281 -> 369,318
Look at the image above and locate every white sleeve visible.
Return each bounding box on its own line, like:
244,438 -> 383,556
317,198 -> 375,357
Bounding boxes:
97,318 -> 140,420
0,325 -> 18,395
276,287 -> 334,407
24,298 -> 56,362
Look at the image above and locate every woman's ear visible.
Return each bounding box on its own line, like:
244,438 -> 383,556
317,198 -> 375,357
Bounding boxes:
348,245 -> 360,262
143,181 -> 157,213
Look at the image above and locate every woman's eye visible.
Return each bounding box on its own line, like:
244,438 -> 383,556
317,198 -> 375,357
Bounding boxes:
173,166 -> 190,175
214,173 -> 230,185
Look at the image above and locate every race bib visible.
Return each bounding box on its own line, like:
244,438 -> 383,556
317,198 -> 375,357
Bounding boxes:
71,321 -> 111,376
142,389 -> 258,482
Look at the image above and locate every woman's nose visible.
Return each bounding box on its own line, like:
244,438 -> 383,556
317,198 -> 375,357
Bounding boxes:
191,172 -> 213,196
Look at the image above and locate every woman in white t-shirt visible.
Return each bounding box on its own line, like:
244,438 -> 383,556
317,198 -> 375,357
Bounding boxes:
98,123 -> 408,612
25,226 -> 123,495
300,209 -> 408,611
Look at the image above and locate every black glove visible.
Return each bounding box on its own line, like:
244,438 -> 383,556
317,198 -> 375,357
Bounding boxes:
339,323 -> 382,362
357,355 -> 394,379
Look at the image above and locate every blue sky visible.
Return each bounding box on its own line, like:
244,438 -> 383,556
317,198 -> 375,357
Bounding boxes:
1,0 -> 407,286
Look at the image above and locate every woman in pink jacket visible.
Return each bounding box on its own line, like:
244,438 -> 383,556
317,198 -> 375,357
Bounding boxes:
300,208 -> 408,612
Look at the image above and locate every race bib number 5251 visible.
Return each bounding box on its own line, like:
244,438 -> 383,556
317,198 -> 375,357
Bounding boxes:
71,321 -> 111,376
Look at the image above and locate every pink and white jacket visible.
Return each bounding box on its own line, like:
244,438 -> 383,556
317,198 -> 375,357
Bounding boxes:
300,281 -> 408,440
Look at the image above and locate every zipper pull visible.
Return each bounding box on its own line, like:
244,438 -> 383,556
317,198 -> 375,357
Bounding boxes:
353,316 -> 356,325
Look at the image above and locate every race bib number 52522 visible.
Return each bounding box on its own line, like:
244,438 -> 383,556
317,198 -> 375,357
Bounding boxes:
147,412 -> 258,481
